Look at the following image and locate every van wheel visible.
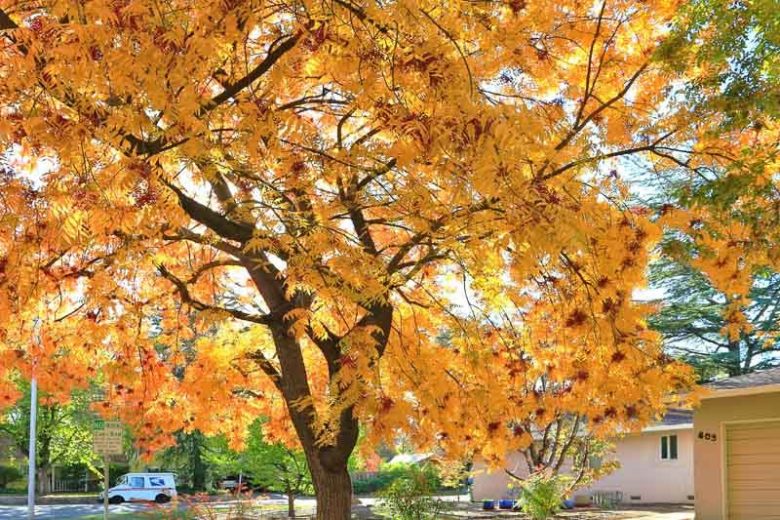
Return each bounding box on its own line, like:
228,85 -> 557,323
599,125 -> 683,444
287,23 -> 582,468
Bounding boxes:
155,494 -> 171,504
109,495 -> 124,505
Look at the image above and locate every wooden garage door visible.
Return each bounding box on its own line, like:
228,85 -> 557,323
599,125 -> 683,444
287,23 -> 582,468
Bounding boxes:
727,420 -> 780,520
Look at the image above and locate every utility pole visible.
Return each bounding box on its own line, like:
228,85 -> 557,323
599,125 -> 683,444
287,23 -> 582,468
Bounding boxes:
103,455 -> 109,520
26,377 -> 37,520
27,318 -> 42,520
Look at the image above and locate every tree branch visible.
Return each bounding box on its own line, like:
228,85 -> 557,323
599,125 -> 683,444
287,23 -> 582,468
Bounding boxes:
157,264 -> 272,325
162,180 -> 253,242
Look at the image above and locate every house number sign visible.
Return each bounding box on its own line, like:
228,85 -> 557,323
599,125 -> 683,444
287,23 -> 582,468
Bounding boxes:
698,431 -> 717,442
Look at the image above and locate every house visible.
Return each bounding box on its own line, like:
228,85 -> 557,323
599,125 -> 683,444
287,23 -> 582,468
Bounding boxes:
471,410 -> 694,504
694,367 -> 780,520
386,453 -> 433,466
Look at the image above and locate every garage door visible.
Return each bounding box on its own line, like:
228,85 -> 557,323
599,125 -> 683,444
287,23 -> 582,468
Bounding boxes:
727,420 -> 780,520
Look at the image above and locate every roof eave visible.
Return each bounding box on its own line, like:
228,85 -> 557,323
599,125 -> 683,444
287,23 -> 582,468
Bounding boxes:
640,423 -> 693,432
701,383 -> 780,400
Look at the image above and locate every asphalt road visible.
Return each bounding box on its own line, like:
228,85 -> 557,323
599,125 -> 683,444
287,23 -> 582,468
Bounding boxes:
0,495 -> 303,519
0,502 -> 154,519
0,495 -> 466,519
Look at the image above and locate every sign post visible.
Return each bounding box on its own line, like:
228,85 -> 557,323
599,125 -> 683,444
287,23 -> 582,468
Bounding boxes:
92,419 -> 123,520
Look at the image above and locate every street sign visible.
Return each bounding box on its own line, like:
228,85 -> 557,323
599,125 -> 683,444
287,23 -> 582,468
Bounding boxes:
92,419 -> 124,456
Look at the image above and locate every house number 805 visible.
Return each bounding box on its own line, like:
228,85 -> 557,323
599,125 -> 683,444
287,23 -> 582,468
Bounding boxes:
698,431 -> 717,441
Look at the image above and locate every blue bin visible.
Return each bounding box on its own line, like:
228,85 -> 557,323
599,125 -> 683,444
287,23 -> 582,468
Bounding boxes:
499,499 -> 514,509
482,500 -> 496,510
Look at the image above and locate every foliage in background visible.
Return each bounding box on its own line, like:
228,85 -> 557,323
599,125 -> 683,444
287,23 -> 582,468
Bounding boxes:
649,257 -> 780,379
379,464 -> 443,520
0,465 -> 22,490
204,420 -> 312,517
648,0 -> 780,379
353,462 -> 443,495
0,384 -> 96,494
518,471 -> 569,520
157,430 -> 209,491
662,0 -> 779,126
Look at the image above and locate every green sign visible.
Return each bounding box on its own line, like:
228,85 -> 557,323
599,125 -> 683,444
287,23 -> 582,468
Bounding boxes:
92,419 -> 123,456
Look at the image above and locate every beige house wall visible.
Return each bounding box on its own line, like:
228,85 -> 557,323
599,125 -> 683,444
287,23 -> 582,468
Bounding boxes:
472,428 -> 694,504
581,429 -> 694,503
693,391 -> 780,520
471,451 -> 527,501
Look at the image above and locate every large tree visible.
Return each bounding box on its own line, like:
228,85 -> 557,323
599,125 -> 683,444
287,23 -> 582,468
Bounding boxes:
0,0 -> 762,517
649,258 -> 780,379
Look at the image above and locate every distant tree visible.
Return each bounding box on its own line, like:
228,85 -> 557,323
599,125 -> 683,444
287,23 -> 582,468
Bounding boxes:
156,430 -> 208,491
206,420 -> 312,518
0,385 -> 95,494
661,0 -> 780,127
649,258 -> 780,380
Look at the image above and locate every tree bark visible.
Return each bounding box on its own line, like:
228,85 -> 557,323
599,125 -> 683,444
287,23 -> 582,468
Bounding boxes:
190,432 -> 207,491
36,466 -> 51,495
287,486 -> 296,518
309,460 -> 353,520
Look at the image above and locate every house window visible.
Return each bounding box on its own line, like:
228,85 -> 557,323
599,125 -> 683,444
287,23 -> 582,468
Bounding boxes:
588,454 -> 603,470
661,434 -> 678,460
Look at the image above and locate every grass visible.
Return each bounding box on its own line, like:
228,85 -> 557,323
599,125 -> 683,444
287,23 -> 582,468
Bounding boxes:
78,502 -> 294,520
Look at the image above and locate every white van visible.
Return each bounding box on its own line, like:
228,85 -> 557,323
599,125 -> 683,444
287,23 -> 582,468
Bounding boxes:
100,472 -> 177,504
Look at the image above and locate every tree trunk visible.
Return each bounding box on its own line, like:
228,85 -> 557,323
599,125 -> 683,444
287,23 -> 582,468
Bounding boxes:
287,486 -> 296,518
727,341 -> 742,377
309,462 -> 352,520
36,467 -> 51,495
190,432 -> 206,491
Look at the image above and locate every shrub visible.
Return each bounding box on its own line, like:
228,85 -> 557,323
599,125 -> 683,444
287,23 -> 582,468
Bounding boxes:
353,462 -> 442,494
0,466 -> 23,490
519,471 -> 568,520
379,465 -> 443,520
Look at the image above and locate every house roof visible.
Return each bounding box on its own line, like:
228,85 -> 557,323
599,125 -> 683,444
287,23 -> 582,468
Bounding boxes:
641,408 -> 693,432
702,367 -> 780,400
387,453 -> 432,465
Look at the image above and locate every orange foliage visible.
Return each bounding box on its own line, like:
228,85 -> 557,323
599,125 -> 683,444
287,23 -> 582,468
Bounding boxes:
2,0 -> 754,480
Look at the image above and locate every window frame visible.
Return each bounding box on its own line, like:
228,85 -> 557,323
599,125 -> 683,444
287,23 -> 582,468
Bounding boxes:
660,434 -> 678,461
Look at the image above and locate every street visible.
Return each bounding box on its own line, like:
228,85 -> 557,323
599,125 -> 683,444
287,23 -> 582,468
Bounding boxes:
0,495 -> 311,519
0,502 -> 152,519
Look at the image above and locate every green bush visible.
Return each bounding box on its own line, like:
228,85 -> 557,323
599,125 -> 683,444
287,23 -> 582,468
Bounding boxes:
0,466 -> 23,490
352,462 -> 442,495
519,471 -> 568,520
379,465 -> 442,520
352,465 -> 404,494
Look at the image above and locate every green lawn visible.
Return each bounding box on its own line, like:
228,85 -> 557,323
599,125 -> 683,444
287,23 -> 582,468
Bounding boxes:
78,503 -> 294,520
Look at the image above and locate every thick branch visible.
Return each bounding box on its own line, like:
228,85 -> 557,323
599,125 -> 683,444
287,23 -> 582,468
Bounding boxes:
0,9 -> 16,30
157,264 -> 272,325
163,180 -> 253,242
200,34 -> 300,115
